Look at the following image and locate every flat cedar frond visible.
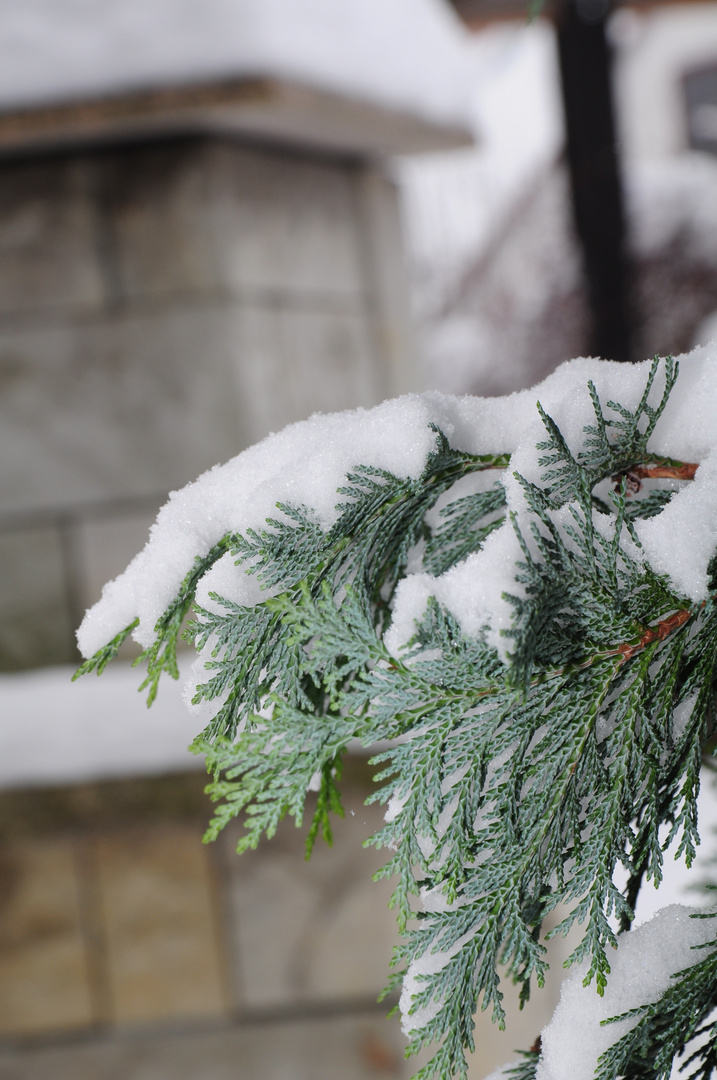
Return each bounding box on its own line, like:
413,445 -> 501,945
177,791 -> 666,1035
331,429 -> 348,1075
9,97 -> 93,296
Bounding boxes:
424,482 -> 506,576
75,355 -> 717,1080
139,533 -> 238,704
231,504 -> 325,588
579,356 -> 679,479
72,617 -> 138,680
183,434 -> 506,749
505,1049 -> 541,1079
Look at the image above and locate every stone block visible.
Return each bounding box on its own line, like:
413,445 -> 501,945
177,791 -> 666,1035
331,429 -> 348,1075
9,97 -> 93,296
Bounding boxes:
93,824 -> 227,1025
231,304 -> 384,447
76,502 -> 161,615
356,167 -> 416,397
222,777 -> 399,1010
0,304 -> 242,514
102,142 -> 223,305
207,144 -> 364,299
0,839 -> 92,1036
0,157 -> 104,317
0,526 -> 76,670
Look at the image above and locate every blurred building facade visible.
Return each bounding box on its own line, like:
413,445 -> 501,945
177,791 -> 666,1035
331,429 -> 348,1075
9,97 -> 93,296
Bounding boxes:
0,134 -> 420,672
402,2 -> 717,397
0,1 -> 476,674
0,5 -> 497,1080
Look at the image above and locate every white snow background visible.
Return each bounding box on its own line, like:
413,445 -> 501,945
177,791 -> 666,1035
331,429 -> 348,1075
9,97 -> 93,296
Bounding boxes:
0,659 -> 202,789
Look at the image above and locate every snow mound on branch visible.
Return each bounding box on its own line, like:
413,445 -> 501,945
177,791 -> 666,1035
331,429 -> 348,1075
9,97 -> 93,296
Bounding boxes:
78,348 -> 717,703
536,905 -> 717,1080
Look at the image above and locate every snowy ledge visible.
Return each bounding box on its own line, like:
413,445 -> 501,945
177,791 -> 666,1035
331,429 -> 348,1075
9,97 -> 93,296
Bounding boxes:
0,661 -> 201,790
0,0 -> 475,156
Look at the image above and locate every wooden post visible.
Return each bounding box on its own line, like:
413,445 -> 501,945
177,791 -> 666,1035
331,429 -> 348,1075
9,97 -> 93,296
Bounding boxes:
556,0 -> 634,361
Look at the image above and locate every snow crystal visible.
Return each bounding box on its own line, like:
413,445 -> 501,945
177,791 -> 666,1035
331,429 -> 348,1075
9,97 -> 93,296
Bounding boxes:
79,348 -> 717,718
536,905 -> 717,1080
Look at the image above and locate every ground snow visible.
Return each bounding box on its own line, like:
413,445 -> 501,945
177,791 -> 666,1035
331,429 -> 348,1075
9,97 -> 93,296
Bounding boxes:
0,660 -> 200,789
0,0 -> 474,130
536,905 -> 717,1080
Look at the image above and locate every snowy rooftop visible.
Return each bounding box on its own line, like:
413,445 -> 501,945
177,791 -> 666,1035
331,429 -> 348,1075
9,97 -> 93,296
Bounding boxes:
0,0 -> 476,156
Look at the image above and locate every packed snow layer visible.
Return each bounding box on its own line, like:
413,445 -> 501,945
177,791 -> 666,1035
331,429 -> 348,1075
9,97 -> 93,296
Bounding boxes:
0,0 -> 474,131
0,661 -> 201,789
536,905 -> 717,1080
78,349 -> 717,705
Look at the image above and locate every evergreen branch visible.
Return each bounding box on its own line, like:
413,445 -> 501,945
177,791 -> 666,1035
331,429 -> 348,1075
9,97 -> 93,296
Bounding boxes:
74,355 -> 717,1080
424,483 -> 506,576
72,618 -> 138,679
505,1047 -> 541,1080
139,533 -> 238,705
578,357 -> 679,482
614,460 -> 699,486
616,606 -> 698,664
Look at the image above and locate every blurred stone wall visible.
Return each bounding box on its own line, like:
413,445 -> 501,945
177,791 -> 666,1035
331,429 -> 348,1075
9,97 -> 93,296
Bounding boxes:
0,135 -> 412,671
0,762 -> 571,1080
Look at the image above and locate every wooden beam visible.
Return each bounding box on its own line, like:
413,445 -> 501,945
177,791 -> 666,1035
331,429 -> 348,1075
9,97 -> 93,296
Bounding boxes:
556,0 -> 633,362
449,0 -> 717,29
0,79 -> 473,159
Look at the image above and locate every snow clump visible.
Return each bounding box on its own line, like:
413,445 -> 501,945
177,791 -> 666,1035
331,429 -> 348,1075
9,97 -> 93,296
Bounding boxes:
536,905 -> 717,1080
78,347 -> 717,724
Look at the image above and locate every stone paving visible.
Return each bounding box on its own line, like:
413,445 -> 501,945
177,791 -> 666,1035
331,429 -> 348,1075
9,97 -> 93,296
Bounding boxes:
0,761 -> 572,1079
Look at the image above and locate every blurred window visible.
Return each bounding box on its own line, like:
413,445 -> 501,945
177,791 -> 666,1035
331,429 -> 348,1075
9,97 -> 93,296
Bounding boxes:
684,61 -> 717,155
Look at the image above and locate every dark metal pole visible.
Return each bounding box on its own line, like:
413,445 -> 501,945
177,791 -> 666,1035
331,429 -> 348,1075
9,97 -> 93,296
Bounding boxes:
556,0 -> 633,362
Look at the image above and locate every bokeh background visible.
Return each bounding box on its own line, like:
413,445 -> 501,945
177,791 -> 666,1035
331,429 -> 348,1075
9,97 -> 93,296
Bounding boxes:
1,2 -> 717,1078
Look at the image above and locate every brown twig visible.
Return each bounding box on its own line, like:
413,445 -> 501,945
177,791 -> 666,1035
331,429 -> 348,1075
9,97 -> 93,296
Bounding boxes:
613,461 -> 698,494
616,607 -> 697,664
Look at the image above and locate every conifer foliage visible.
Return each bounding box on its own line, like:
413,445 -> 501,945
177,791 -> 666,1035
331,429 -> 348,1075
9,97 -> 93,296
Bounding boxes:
76,356 -> 717,1080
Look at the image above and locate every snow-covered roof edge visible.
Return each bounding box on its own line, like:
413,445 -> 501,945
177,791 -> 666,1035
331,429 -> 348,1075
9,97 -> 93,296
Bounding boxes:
0,0 -> 477,154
